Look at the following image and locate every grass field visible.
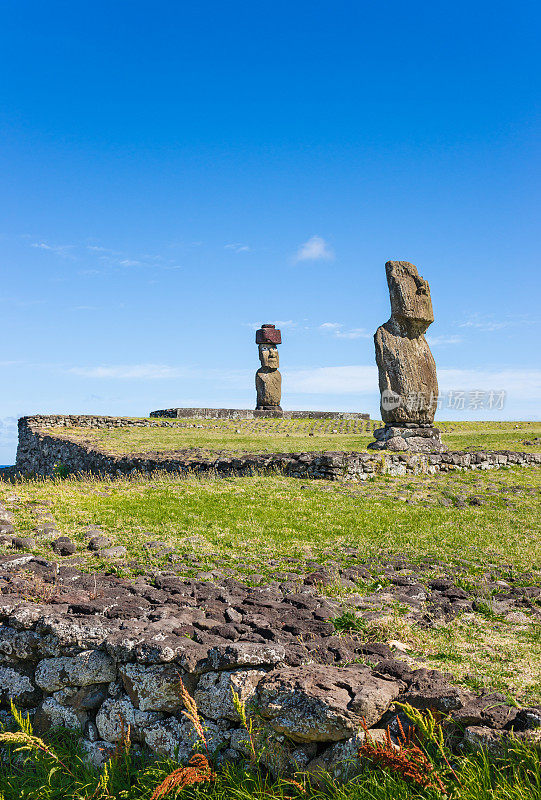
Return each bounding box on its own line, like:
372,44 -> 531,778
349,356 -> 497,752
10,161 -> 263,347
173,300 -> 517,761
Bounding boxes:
1,718 -> 539,800
2,463 -> 540,704
46,418 -> 541,457
2,420 -> 541,798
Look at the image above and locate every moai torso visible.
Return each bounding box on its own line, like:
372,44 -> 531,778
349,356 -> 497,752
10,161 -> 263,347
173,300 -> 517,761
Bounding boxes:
256,368 -> 282,410
374,261 -> 438,424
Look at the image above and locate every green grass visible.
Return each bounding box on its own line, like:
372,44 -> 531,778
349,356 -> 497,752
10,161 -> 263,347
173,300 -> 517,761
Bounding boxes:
45,419 -> 541,457
1,464 -> 540,702
0,710 -> 540,800
4,467 -> 539,572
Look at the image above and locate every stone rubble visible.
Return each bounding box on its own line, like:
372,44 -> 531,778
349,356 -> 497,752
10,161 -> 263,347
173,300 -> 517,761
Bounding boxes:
0,553 -> 539,773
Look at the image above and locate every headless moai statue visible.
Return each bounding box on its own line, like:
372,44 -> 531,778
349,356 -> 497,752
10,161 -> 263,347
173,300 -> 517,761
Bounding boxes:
255,324 -> 282,411
369,261 -> 446,453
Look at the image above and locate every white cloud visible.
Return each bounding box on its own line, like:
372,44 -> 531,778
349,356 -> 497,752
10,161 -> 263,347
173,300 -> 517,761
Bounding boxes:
118,259 -> 142,267
437,368 -> 541,396
426,335 -> 463,346
225,243 -> 251,253
0,417 -> 18,449
68,364 -> 188,380
294,235 -> 334,263
335,328 -> 371,340
87,245 -> 120,254
31,242 -> 74,258
320,322 -> 342,330
274,320 -> 296,328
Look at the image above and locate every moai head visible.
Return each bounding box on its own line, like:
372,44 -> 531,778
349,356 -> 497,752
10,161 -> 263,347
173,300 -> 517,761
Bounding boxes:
256,324 -> 281,370
385,261 -> 434,335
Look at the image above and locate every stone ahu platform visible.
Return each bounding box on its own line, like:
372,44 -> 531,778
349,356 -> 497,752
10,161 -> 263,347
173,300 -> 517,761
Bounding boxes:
14,415 -> 541,479
368,425 -> 447,454
150,408 -> 370,420
0,554 -> 539,773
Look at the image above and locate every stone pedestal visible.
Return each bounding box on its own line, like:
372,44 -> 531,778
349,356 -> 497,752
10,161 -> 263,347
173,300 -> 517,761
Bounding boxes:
368,424 -> 447,453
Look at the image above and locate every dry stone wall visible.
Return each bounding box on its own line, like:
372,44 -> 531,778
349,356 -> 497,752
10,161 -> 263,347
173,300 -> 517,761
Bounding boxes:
0,554 -> 539,773
151,408 -> 370,420
15,416 -> 541,479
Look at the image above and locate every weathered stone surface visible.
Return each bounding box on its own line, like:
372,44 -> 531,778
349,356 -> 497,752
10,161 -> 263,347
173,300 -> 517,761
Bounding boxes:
464,725 -> 541,754
204,642 -> 286,671
51,537 -> 77,556
120,664 -> 183,712
88,535 -> 112,551
373,261 -> 438,428
256,325 -> 282,411
96,696 -> 163,742
35,696 -> 86,733
143,715 -> 229,761
401,668 -> 473,712
12,537 -> 36,550
35,651 -> 116,691
369,425 -> 446,454
80,739 -> 116,768
256,324 -> 282,346
194,669 -> 266,721
450,693 -> 519,729
15,416 -> 540,480
0,665 -> 40,707
99,546 -> 127,559
53,684 -> 108,711
0,627 -> 41,660
256,664 -> 400,742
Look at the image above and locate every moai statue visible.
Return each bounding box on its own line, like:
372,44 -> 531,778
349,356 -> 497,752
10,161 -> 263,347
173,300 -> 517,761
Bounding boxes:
255,324 -> 282,412
368,261 -> 446,453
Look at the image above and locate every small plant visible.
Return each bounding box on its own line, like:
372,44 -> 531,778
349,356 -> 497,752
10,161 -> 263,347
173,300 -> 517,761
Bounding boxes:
332,610 -> 367,634
232,689 -> 258,763
52,462 -> 69,478
0,701 -> 75,777
472,599 -> 503,620
395,702 -> 461,786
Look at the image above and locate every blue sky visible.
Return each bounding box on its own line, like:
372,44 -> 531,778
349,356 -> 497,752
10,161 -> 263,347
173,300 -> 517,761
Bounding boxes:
1,1 -> 540,463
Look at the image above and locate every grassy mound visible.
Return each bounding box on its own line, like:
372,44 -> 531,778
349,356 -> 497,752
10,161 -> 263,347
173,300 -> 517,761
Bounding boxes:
44,419 -> 541,456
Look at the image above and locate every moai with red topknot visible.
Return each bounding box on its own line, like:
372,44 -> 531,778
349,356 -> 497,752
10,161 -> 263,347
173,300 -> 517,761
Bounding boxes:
255,324 -> 282,411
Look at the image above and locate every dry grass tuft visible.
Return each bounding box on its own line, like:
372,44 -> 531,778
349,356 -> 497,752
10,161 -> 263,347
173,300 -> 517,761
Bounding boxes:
2,568 -> 59,603
149,753 -> 216,800
359,716 -> 448,795
178,677 -> 209,754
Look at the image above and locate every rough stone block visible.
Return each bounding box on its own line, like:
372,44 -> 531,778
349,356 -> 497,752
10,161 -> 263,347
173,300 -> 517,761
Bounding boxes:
120,663 -> 183,712
95,696 -> 164,742
256,664 -> 400,742
194,669 -> 266,721
35,650 -> 116,692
